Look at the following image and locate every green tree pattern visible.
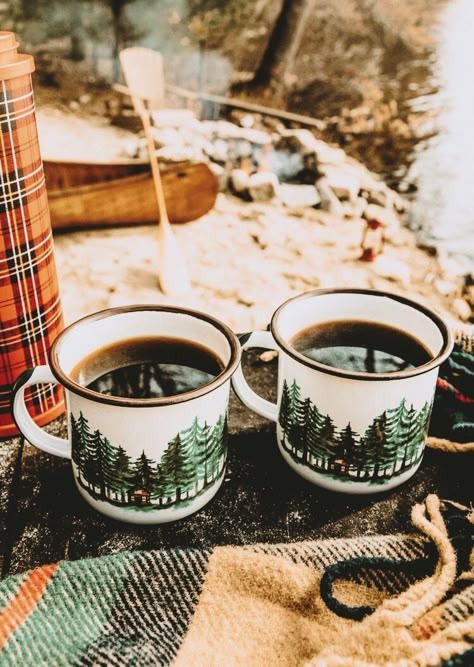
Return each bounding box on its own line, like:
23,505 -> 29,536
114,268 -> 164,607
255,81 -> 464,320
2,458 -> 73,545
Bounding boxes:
133,451 -> 157,491
278,379 -> 432,484
71,412 -> 91,483
70,410 -> 228,509
109,446 -> 132,502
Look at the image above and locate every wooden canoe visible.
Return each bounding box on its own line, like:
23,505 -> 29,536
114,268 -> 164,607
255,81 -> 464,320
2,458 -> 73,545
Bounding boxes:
43,159 -> 218,231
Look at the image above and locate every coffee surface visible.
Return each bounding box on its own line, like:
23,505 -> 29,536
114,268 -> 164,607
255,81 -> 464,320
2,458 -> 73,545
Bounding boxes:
290,320 -> 432,374
71,336 -> 223,399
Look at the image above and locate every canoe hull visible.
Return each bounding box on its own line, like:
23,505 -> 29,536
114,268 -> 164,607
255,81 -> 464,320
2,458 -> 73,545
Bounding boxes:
44,160 -> 218,230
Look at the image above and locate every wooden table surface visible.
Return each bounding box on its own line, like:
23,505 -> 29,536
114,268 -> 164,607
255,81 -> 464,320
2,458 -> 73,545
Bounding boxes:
1,350 -> 472,579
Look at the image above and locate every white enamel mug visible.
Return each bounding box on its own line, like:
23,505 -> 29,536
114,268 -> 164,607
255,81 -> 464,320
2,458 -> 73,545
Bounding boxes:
12,306 -> 240,523
232,289 -> 453,494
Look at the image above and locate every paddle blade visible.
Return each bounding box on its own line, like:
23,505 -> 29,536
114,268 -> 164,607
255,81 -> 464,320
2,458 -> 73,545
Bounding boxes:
157,222 -> 192,295
119,47 -> 165,110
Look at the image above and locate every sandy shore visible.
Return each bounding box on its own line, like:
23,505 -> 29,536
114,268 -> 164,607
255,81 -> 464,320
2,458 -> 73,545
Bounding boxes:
52,190 -> 460,332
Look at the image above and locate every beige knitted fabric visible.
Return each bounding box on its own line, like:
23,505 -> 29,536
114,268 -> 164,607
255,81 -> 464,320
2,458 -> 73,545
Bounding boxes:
174,496 -> 473,667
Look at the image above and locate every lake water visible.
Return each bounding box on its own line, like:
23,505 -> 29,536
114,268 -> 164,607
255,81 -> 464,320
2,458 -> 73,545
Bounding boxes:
407,0 -> 474,276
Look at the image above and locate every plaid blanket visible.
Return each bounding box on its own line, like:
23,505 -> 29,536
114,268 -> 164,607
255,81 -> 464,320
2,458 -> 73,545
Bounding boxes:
0,497 -> 472,666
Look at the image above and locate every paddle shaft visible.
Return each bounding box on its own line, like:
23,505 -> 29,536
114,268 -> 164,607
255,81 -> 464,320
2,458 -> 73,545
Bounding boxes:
132,95 -> 169,226
119,46 -> 191,294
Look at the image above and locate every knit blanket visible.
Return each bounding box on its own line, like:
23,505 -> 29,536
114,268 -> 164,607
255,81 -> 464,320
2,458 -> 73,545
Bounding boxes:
0,332 -> 472,666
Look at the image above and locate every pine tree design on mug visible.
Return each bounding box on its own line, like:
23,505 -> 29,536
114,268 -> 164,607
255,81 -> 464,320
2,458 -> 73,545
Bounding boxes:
70,411 -> 227,510
278,379 -> 432,484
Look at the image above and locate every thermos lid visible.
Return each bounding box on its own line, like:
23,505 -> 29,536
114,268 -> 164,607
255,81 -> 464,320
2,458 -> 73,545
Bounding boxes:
0,31 -> 34,80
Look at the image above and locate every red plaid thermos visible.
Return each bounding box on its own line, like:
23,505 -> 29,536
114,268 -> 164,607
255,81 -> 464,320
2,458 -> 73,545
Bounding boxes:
0,32 -> 64,437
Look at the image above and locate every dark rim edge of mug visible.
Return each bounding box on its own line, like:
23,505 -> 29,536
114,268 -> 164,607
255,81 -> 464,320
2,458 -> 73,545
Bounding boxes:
49,305 -> 241,407
270,288 -> 454,382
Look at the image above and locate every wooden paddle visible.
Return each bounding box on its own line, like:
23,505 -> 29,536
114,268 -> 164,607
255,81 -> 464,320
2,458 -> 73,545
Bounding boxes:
119,47 -> 191,295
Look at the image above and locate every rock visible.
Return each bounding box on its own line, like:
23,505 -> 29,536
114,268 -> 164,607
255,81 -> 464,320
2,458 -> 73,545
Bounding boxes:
357,169 -> 405,210
155,145 -> 203,162
247,171 -> 279,202
240,128 -> 272,146
235,139 -> 254,159
357,169 -> 383,192
371,255 -> 411,286
363,185 -> 390,208
121,139 -> 141,159
316,178 -> 345,216
370,187 -> 404,213
276,128 -> 319,155
453,298 -> 472,322
230,168 -> 250,194
313,140 -> 346,166
434,279 -> 459,297
390,190 -> 405,213
206,137 -> 229,163
200,120 -> 271,145
278,183 -> 321,208
267,149 -> 305,182
150,108 -> 197,128
324,168 -> 360,202
150,126 -> 183,148
352,196 -> 368,218
341,197 -> 366,219
240,114 -> 255,128
209,162 -> 228,192
201,120 -> 241,139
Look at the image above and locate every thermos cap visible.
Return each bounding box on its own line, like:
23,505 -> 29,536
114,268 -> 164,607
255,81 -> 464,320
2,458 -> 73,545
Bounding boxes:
0,31 -> 34,80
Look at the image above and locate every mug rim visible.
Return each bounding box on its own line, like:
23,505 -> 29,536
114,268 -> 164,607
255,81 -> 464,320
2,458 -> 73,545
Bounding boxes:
49,305 -> 241,406
271,288 -> 454,381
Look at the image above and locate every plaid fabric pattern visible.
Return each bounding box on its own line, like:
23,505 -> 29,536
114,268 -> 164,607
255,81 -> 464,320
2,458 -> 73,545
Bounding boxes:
0,536 -> 423,666
0,72 -> 64,435
0,548 -> 210,665
0,522 -> 472,666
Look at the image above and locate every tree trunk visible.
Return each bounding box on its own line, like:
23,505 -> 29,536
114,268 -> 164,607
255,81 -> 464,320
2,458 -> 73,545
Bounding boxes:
240,0 -> 316,105
70,1 -> 86,62
111,1 -> 123,82
250,0 -> 296,87
278,0 -> 317,91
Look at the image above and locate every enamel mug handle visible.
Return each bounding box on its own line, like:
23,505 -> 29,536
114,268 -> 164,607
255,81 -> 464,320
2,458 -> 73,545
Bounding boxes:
12,366 -> 71,458
231,331 -> 279,422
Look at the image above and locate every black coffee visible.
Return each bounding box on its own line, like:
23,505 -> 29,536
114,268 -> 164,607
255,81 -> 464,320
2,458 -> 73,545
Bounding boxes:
71,336 -> 223,399
290,320 -> 432,374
